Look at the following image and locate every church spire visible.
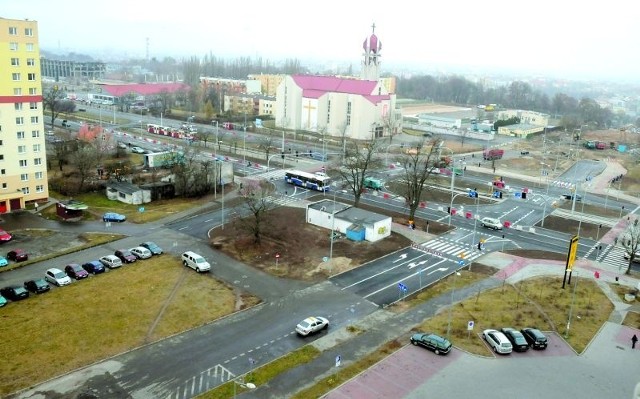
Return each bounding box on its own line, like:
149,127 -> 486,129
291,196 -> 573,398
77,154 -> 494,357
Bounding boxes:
361,23 -> 382,81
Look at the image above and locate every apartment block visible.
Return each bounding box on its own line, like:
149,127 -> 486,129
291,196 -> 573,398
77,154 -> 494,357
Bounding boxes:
0,17 -> 49,212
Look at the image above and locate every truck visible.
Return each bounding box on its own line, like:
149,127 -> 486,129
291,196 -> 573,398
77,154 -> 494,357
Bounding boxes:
143,151 -> 184,168
483,149 -> 504,160
363,177 -> 383,190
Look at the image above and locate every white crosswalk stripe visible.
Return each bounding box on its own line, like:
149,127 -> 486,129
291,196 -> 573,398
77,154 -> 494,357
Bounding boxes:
592,244 -> 628,273
421,239 -> 484,262
258,169 -> 286,181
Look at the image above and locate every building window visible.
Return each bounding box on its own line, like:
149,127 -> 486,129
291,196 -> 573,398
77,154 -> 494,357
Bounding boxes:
26,58 -> 35,66
12,73 -> 20,81
19,160 -> 27,167
36,185 -> 44,193
0,140 -> 3,146
11,58 -> 19,66
327,100 -> 331,123
9,27 -> 17,35
31,130 -> 40,138
30,102 -> 37,110
28,73 -> 36,81
26,43 -> 34,52
21,187 -> 30,195
9,42 -> 18,51
346,115 -> 351,126
33,144 -> 41,152
35,171 -> 43,179
30,116 -> 38,124
17,131 -> 25,139
28,88 -> 37,95
34,158 -> 42,166
18,145 -> 26,154
16,118 -> 24,126
1,183 -> 6,189
20,173 -> 28,181
0,155 -> 3,161
25,28 -> 33,36
15,103 -> 23,111
0,169 -> 5,175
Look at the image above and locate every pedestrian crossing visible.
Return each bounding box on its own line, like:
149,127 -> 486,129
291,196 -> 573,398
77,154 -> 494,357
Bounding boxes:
258,169 -> 286,181
585,242 -> 629,273
415,238 -> 485,263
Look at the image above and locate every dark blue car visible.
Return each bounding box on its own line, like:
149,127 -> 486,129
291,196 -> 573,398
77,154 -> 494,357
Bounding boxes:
103,212 -> 126,222
82,260 -> 106,275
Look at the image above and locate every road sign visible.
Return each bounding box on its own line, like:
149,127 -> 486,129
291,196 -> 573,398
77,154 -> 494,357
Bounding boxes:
468,321 -> 475,330
275,253 -> 280,259
458,260 -> 464,266
398,283 -> 407,292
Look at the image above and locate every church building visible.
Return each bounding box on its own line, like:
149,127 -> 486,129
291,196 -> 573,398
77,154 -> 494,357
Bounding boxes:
275,25 -> 401,141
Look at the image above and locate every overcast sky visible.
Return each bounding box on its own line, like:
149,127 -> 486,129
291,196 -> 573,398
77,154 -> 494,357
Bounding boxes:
4,0 -> 639,82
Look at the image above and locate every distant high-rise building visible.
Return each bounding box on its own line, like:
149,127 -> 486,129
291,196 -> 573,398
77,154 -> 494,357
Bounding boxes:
0,17 -> 49,212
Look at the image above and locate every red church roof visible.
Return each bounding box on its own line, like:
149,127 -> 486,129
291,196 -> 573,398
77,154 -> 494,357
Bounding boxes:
291,75 -> 390,104
101,83 -> 189,97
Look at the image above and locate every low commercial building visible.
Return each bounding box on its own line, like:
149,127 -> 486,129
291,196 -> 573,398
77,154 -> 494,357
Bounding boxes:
306,199 -> 391,242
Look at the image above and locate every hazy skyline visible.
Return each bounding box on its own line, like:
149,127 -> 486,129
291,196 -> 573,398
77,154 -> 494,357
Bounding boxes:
3,0 -> 639,82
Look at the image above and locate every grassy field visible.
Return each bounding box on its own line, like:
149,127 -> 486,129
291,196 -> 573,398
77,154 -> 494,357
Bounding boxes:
0,255 -> 260,396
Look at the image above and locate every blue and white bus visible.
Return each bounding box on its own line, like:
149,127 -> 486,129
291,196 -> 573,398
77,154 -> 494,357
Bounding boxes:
284,170 -> 331,192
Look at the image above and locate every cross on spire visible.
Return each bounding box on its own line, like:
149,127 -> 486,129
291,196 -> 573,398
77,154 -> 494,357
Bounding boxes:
371,22 -> 376,33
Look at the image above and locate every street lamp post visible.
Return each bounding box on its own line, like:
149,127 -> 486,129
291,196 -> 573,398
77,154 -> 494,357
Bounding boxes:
221,178 -> 225,230
564,271 -> 579,338
446,271 -> 461,340
212,120 -> 219,158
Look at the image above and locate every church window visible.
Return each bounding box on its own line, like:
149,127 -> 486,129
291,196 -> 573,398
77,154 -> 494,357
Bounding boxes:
327,100 -> 331,123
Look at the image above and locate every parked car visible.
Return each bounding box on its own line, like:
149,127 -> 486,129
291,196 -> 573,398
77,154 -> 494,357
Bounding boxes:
24,278 -> 51,294
181,251 -> 210,273
140,241 -> 163,255
521,327 -> 548,349
482,329 -> 513,354
0,256 -> 8,267
410,332 -> 452,355
45,268 -> 72,286
480,217 -> 503,230
7,249 -> 28,262
0,294 -> 6,307
103,212 -> 126,222
0,229 -> 12,243
117,142 -> 127,149
295,316 -> 329,336
99,255 -> 123,269
500,327 -> 529,352
130,246 -> 152,260
115,249 -> 137,263
0,285 -> 29,301
131,146 -> 145,154
82,260 -> 105,275
623,251 -> 640,261
65,263 -> 89,280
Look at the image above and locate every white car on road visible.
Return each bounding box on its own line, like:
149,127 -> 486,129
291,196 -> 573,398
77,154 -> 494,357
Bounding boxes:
295,316 -> 329,336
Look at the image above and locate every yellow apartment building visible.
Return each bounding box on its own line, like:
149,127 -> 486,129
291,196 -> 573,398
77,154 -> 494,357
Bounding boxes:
0,17 -> 49,212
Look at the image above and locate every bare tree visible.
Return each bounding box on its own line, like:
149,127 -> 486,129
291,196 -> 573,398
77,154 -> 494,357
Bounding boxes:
257,133 -> 277,162
621,220 -> 640,275
334,139 -> 382,207
396,138 -> 441,221
42,85 -> 68,128
236,179 -> 273,244
70,144 -> 99,193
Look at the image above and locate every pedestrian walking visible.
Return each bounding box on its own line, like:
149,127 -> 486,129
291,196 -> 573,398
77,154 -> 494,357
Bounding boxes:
632,334 -> 638,349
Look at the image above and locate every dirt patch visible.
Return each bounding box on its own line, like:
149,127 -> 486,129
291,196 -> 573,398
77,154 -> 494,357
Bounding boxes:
210,207 -> 413,282
5,229 -> 86,258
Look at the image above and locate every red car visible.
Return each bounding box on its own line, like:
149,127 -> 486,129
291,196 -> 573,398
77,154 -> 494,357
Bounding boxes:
7,249 -> 28,262
0,229 -> 12,243
114,249 -> 136,264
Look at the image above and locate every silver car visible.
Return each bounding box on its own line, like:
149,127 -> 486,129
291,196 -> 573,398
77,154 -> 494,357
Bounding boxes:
45,268 -> 72,287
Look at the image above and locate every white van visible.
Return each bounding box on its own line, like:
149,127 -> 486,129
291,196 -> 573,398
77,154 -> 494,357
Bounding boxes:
181,251 -> 211,273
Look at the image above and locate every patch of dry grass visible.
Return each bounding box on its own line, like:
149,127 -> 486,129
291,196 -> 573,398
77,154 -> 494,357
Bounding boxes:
417,275 -> 613,355
0,255 -> 259,396
622,311 -> 640,329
